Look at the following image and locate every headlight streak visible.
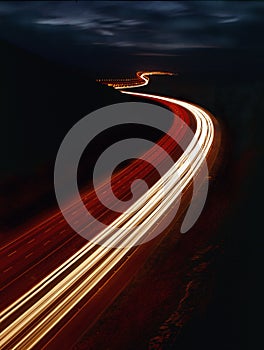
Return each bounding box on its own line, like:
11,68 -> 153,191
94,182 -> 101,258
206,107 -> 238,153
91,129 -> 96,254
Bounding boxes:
113,71 -> 149,89
97,71 -> 175,89
0,90 -> 214,349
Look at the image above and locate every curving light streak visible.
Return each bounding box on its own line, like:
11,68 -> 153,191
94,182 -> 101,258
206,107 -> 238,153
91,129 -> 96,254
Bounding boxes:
97,71 -> 175,89
0,86 -> 214,349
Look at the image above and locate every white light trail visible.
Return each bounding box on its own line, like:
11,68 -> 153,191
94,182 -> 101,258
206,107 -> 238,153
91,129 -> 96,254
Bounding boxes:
101,71 -> 175,89
1,85 -> 215,349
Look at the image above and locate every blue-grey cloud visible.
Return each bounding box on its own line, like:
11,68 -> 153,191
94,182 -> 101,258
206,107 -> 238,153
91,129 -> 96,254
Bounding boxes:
0,1 -> 263,74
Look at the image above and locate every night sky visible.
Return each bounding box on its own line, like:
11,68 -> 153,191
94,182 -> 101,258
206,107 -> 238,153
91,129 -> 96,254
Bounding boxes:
1,1 -> 264,76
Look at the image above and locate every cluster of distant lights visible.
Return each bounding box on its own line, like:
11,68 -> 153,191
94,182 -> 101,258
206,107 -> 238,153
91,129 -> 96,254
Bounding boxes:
96,71 -> 176,89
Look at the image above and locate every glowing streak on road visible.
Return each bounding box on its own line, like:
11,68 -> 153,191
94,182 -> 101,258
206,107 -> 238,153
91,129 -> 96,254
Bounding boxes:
0,85 -> 214,349
98,71 -> 175,89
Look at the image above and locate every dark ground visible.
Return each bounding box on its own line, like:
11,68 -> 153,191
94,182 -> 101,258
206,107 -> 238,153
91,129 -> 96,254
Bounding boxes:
132,71 -> 263,349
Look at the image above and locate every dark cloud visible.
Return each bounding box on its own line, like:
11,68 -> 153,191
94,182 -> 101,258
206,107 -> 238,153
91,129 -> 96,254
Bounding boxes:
0,1 -> 263,74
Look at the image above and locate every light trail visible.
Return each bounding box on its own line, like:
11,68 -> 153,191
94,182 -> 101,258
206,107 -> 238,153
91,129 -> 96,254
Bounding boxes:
0,72 -> 177,262
0,75 -> 215,349
97,71 -> 175,89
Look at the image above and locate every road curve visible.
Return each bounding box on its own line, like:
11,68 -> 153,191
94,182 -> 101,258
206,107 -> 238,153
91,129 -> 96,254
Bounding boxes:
97,71 -> 176,89
0,75 -> 217,349
0,100 -> 190,309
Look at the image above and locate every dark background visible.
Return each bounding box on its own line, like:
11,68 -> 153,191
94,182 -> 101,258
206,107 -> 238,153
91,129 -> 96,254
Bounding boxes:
1,2 -> 263,349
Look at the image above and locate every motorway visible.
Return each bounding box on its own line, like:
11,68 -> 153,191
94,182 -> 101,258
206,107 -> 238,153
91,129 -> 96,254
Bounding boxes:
0,99 -> 190,308
0,72 -> 218,349
96,71 -> 176,89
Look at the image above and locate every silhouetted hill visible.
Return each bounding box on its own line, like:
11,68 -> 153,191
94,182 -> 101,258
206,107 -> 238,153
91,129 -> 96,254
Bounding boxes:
0,39 -> 130,178
0,40 -> 131,228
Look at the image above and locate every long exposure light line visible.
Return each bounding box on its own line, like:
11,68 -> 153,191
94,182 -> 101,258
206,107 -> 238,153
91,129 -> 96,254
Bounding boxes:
1,80 -> 214,349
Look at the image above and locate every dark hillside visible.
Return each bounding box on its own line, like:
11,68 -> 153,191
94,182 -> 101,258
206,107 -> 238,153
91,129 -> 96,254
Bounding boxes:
0,40 -> 130,229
